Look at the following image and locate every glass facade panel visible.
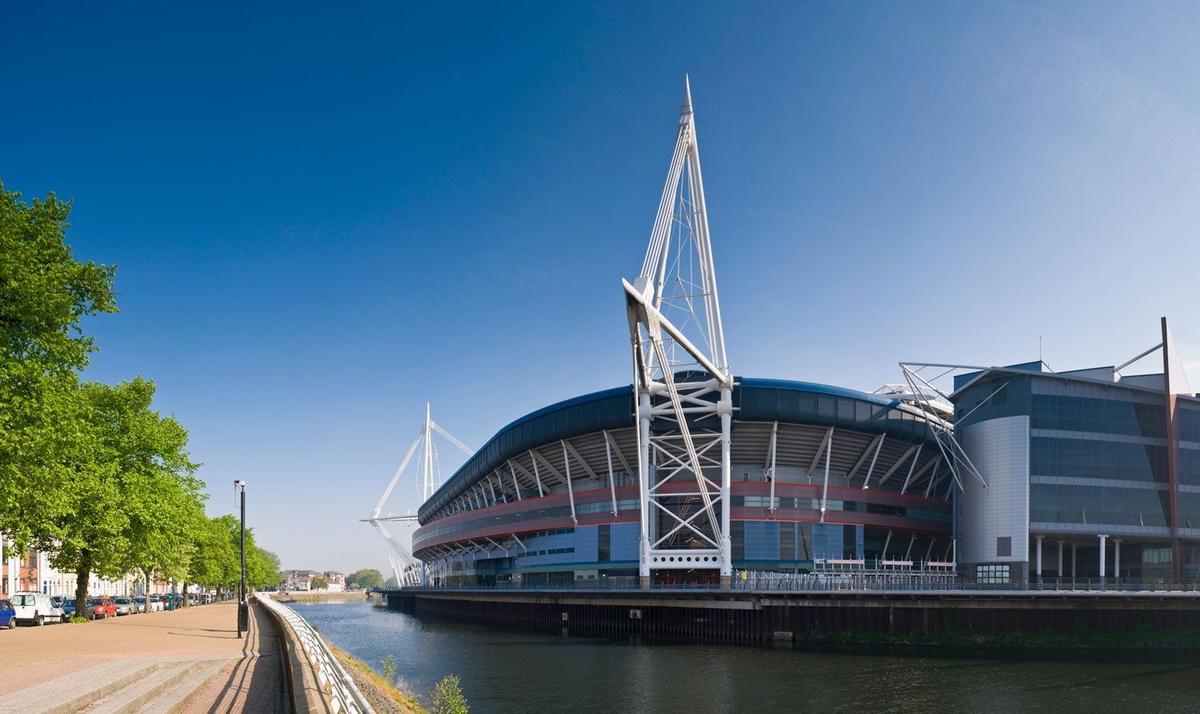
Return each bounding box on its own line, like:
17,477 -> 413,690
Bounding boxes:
1030,483 -> 1169,527
1030,394 -> 1165,439
1181,448 -> 1200,486
1178,493 -> 1200,530
1030,437 -> 1167,483
1179,407 -> 1200,443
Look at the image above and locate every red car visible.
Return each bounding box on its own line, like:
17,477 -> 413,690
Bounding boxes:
87,597 -> 116,620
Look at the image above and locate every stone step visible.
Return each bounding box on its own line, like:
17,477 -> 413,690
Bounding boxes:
133,659 -> 226,714
82,659 -> 221,714
0,659 -> 161,714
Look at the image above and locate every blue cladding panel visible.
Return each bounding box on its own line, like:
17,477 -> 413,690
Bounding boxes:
744,522 -> 780,560
812,523 -> 842,560
610,524 -> 639,561
574,526 -> 598,562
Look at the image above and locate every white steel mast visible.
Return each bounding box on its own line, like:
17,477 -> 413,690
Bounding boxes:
364,404 -> 473,585
623,77 -> 735,587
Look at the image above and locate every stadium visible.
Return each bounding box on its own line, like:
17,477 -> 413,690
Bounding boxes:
410,378 -> 955,586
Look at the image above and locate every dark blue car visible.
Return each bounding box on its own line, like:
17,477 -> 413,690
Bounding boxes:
52,596 -> 76,617
0,599 -> 15,629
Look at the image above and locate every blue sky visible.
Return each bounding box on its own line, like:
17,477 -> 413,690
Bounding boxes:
4,2 -> 1199,573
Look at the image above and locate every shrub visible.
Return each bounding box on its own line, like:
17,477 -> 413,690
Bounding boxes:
431,674 -> 469,714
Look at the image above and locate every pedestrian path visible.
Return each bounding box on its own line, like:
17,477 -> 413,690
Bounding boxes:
0,601 -> 283,713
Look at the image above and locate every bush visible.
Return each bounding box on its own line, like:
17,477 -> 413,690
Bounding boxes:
68,616 -> 89,624
431,674 -> 468,714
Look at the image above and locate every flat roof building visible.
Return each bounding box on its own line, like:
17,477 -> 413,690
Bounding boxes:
951,319 -> 1200,584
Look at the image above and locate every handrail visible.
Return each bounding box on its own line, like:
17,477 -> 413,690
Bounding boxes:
382,572 -> 1200,596
258,593 -> 373,713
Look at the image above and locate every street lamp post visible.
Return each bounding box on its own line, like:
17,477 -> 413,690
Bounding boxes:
235,480 -> 247,639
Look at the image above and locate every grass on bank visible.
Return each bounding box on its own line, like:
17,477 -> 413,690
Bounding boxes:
328,644 -> 428,714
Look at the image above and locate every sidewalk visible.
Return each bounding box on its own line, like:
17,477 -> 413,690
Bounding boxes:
0,601 -> 283,712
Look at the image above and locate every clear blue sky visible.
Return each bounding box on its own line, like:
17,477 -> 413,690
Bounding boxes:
5,2 -> 1199,574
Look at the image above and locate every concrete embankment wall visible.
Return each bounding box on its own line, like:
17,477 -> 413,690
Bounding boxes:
380,590 -> 1200,647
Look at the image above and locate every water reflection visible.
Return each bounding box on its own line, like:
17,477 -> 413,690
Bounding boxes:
292,602 -> 1200,713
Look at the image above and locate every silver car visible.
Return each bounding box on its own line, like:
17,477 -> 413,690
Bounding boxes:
113,597 -> 134,616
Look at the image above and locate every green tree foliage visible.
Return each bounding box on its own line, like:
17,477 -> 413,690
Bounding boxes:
202,515 -> 281,591
347,568 -> 383,590
311,575 -> 329,590
50,378 -> 202,616
383,576 -> 399,588
431,675 -> 469,714
0,184 -> 115,550
185,515 -> 237,602
249,546 -> 281,589
1,182 -> 282,615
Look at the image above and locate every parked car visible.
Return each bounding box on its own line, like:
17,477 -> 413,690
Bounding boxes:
148,595 -> 165,612
54,596 -> 77,618
113,597 -> 134,616
11,592 -> 64,626
87,597 -> 116,620
0,600 -> 15,629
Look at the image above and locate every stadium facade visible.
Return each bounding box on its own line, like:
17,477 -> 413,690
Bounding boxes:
412,378 -> 956,586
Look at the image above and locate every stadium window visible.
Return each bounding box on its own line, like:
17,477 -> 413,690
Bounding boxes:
996,536 -> 1012,557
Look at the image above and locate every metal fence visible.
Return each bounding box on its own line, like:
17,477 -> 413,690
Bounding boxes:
258,593 -> 373,714
393,572 -> 1200,595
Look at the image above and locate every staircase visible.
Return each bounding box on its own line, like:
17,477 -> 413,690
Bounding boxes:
0,656 -> 236,714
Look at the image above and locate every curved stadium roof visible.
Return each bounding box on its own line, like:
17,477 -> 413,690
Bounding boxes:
417,377 -> 948,523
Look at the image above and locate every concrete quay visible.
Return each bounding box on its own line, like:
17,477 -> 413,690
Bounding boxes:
0,601 -> 284,713
378,587 -> 1200,648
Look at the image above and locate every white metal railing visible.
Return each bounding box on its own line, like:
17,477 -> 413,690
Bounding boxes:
258,593 -> 373,714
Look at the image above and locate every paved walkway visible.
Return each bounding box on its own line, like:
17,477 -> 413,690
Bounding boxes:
0,601 -> 284,712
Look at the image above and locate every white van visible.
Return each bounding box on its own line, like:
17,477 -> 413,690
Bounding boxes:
11,592 -> 64,626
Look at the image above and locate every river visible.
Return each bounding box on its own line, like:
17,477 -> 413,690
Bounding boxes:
292,601 -> 1200,712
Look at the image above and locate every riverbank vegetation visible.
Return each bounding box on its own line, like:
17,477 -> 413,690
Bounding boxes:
347,568 -> 384,590
0,182 -> 279,614
329,645 -> 427,713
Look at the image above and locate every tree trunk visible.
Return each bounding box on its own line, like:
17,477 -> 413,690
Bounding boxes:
182,582 -> 189,608
74,549 -> 92,621
144,569 -> 151,613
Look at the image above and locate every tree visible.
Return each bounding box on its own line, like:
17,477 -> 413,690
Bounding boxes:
431,675 -> 469,714
206,515 -> 280,592
186,516 -> 237,604
383,576 -> 399,588
248,546 -> 281,590
0,184 -> 115,552
346,569 -> 383,590
49,379 -> 202,618
311,576 -> 329,591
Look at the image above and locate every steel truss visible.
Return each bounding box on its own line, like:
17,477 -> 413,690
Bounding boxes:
623,77 -> 734,583
364,403 -> 473,585
894,363 -> 989,495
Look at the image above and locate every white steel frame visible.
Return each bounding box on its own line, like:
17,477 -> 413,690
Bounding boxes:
364,403 -> 473,585
623,77 -> 734,581
895,363 -> 989,494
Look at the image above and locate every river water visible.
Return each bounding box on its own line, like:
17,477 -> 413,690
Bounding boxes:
292,601 -> 1200,713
